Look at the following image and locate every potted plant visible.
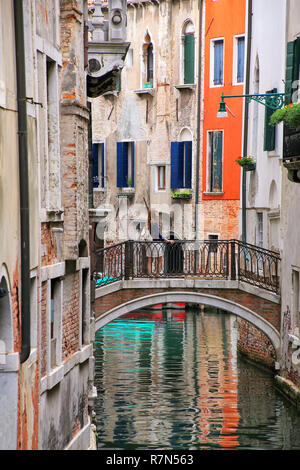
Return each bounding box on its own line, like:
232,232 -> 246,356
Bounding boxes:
171,189 -> 192,199
235,156 -> 256,171
270,102 -> 300,129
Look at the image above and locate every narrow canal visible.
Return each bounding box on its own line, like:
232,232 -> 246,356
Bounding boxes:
94,306 -> 300,450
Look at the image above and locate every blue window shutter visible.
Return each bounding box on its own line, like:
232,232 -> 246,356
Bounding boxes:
117,142 -> 128,187
171,142 -> 184,188
184,141 -> 192,188
237,37 -> 245,83
92,143 -> 99,188
212,131 -> 223,191
132,142 -> 135,187
178,142 -> 184,188
101,144 -> 105,187
171,142 -> 180,189
214,40 -> 224,85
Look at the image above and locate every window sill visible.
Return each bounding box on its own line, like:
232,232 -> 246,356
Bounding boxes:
118,187 -> 135,198
134,88 -> 155,96
40,344 -> 93,394
203,191 -> 224,196
174,84 -> 196,91
93,187 -> 106,192
40,208 -> 64,223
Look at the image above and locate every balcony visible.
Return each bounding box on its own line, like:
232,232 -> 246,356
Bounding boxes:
283,123 -> 300,183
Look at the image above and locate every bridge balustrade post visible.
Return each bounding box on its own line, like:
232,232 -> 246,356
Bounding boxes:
125,240 -> 133,280
230,240 -> 236,281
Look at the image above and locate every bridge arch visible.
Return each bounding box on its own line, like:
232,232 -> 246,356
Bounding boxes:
95,291 -> 280,359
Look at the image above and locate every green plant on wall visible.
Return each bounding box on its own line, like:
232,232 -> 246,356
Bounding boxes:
270,102 -> 300,128
171,189 -> 192,199
235,156 -> 256,167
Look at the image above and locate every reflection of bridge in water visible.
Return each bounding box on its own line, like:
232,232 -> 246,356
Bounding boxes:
92,239 -> 281,360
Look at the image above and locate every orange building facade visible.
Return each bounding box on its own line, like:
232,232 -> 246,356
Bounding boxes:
202,0 -> 246,240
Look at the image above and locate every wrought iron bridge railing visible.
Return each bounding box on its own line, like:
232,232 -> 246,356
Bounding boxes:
93,239 -> 281,294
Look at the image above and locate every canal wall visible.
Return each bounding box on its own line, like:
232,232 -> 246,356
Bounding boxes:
237,318 -> 276,370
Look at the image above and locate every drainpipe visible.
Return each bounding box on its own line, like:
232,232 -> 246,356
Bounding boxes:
242,0 -> 252,243
14,0 -> 31,363
194,0 -> 203,241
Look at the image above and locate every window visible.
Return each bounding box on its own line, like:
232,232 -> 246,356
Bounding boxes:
264,88 -> 277,151
183,22 -> 195,84
207,131 -> 223,192
157,166 -> 166,190
234,36 -> 245,84
257,212 -> 263,248
141,32 -> 154,88
147,42 -> 154,86
208,234 -> 219,253
50,278 -> 61,370
211,39 -> 224,86
170,141 -> 192,189
285,38 -> 300,105
117,141 -> 135,188
92,142 -> 105,188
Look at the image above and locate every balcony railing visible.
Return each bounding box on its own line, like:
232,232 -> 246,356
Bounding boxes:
93,240 -> 281,294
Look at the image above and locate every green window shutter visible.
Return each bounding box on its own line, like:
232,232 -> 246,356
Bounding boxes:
264,88 -> 276,151
209,131 -> 223,192
184,34 -> 195,84
212,131 -> 223,192
285,38 -> 300,105
116,73 -> 121,92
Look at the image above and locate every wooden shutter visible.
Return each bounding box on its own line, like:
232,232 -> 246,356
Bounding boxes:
171,142 -> 184,188
92,143 -> 99,188
264,88 -> 276,151
184,35 -> 195,84
212,131 -> 223,192
117,142 -> 128,187
184,141 -> 192,188
285,38 -> 300,105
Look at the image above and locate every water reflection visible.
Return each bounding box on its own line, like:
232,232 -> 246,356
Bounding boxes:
94,307 -> 300,450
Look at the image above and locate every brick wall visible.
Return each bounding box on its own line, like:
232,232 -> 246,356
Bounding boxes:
62,273 -> 80,360
237,318 -> 276,369
203,199 -> 240,240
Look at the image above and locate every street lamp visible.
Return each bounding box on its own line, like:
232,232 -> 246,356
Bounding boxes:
217,92 -> 285,118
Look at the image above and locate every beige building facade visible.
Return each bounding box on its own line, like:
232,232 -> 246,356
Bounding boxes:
92,0 -> 203,243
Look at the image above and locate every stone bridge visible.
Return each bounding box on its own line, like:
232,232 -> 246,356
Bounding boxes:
93,240 -> 282,360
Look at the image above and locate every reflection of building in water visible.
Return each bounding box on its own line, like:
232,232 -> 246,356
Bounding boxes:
95,308 -> 240,448
196,311 -> 240,449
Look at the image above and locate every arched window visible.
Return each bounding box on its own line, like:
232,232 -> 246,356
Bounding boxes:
142,32 -> 154,88
182,21 -> 195,84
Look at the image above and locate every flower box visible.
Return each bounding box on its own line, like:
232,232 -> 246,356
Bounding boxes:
144,82 -> 153,89
171,190 -> 192,200
235,156 -> 256,171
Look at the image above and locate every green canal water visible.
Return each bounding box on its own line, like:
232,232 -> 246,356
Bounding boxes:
94,307 -> 300,450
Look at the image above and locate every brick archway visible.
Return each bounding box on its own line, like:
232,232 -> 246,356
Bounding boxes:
94,290 -> 280,358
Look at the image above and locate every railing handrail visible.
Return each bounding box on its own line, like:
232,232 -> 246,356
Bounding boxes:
93,239 -> 281,294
